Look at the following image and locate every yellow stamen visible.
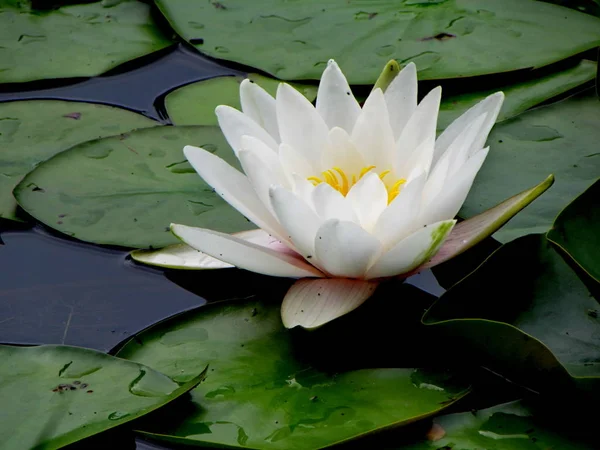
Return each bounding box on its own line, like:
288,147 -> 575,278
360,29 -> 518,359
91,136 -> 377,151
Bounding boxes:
387,178 -> 407,203
359,165 -> 376,180
379,170 -> 391,181
307,176 -> 322,186
333,167 -> 349,195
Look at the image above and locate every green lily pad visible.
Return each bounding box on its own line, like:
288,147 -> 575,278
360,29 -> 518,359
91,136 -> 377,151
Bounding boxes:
460,89 -> 600,243
438,59 -> 598,130
14,126 -> 253,248
166,73 -> 317,126
0,100 -> 157,222
116,298 -> 470,449
155,0 -> 600,83
423,234 -> 600,394
0,344 -> 206,450
547,179 -> 600,283
0,0 -> 172,84
404,400 -> 595,449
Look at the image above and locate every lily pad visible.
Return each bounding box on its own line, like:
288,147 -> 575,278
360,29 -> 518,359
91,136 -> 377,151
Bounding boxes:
14,126 -> 254,248
460,89 -> 600,243
165,73 -> 317,126
404,400 -> 595,449
547,179 -> 600,283
0,100 -> 157,222
116,298 -> 470,449
438,59 -> 598,130
155,0 -> 600,83
0,344 -> 206,450
424,234 -> 600,394
0,0 -> 172,84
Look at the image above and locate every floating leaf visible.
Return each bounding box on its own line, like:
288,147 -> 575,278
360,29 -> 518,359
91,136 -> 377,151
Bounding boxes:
461,89 -> 600,243
0,0 -> 172,84
0,344 -> 205,450
438,59 -> 598,130
0,100 -> 157,222
165,73 -> 317,126
548,179 -> 600,283
155,0 -> 600,83
424,234 -> 600,393
116,299 -> 470,449
14,126 -> 253,248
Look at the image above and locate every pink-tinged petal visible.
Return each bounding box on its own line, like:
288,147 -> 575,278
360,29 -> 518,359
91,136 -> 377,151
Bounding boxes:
316,60 -> 361,133
312,183 -> 358,223
281,278 -> 379,329
215,105 -> 278,156
433,92 -> 504,166
416,175 -> 554,271
239,79 -> 280,142
183,145 -> 286,239
130,229 -> 296,270
277,83 -> 329,166
269,186 -> 322,261
384,62 -> 417,140
315,219 -> 382,278
171,224 -> 324,278
372,172 -> 426,250
351,88 -> 395,170
366,220 -> 455,279
346,172 -> 388,231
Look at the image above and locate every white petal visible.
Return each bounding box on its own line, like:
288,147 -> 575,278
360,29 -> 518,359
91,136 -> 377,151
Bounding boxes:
171,224 -> 324,278
421,151 -> 450,206
394,86 -> 441,172
316,60 -> 361,133
384,62 -> 417,140
312,183 -> 358,223
321,127 -> 365,175
281,278 -> 379,329
433,92 -> 504,166
291,173 -> 316,205
183,145 -> 286,238
279,142 -> 317,181
346,172 -> 388,231
351,88 -> 395,170
419,147 -> 489,225
240,135 -> 286,180
372,172 -> 426,250
215,105 -> 278,156
238,149 -> 284,215
314,219 -> 382,278
276,83 -> 329,166
239,79 -> 280,143
269,186 -> 322,260
366,220 -> 455,279
395,134 -> 435,179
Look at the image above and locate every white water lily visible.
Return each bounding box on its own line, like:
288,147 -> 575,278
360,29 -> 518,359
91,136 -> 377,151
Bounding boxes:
133,59 -> 553,329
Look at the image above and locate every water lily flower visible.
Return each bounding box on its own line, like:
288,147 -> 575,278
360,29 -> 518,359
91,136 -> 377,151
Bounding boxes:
132,60 -> 553,329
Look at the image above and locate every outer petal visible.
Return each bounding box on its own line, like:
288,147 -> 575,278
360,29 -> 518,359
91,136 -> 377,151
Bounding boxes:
366,220 -> 455,279
384,62 -> 417,140
346,172 -> 388,231
316,59 -> 361,133
277,83 -> 329,166
351,88 -> 395,170
215,105 -> 278,156
171,224 -> 324,278
312,183 -> 358,223
314,219 -> 382,278
419,147 -> 489,226
183,145 -> 286,239
239,79 -> 280,143
281,278 -> 379,329
433,92 -> 504,166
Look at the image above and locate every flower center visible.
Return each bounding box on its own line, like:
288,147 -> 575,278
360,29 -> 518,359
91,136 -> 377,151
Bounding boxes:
307,166 -> 406,203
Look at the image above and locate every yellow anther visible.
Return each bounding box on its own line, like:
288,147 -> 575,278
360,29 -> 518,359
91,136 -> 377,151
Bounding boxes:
379,170 -> 391,181
333,167 -> 349,195
387,178 -> 407,203
359,165 -> 376,179
323,170 -> 338,188
307,176 -> 322,186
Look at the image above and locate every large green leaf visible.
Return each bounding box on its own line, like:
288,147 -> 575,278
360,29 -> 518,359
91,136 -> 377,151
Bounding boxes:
438,59 -> 597,130
461,89 -> 600,243
403,400 -> 595,449
547,179 -> 600,283
0,344 -> 205,450
423,234 -> 600,394
14,126 -> 253,248
0,0 -> 172,84
155,0 -> 600,83
116,298 -> 470,449
0,100 -> 157,222
166,73 -> 317,126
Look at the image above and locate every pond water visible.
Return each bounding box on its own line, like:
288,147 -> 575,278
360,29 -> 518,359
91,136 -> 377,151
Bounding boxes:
0,43 -> 444,449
